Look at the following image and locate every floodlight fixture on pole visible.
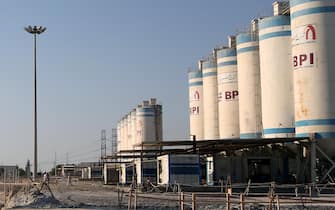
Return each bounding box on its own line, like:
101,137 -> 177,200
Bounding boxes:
25,25 -> 46,181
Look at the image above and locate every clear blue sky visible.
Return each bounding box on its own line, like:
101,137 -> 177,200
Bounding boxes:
0,0 -> 271,170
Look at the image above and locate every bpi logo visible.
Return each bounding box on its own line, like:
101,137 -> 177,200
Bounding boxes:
190,90 -> 200,101
190,106 -> 200,115
305,24 -> 316,41
218,90 -> 238,101
292,24 -> 317,45
292,24 -> 317,69
193,91 -> 200,100
293,53 -> 315,68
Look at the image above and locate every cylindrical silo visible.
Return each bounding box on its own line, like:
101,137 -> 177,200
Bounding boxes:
136,101 -> 156,148
188,70 -> 204,140
290,0 -> 335,155
127,113 -> 132,150
152,100 -> 163,143
236,28 -> 262,138
259,15 -> 295,138
123,116 -> 128,150
120,118 -> 125,151
217,48 -> 240,138
202,57 -> 219,140
131,109 -> 137,147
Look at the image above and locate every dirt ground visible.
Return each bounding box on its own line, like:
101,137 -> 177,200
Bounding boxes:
0,179 -> 180,210
1,179 -> 335,209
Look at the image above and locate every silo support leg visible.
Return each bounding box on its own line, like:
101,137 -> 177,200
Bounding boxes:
310,140 -> 317,184
316,145 -> 335,183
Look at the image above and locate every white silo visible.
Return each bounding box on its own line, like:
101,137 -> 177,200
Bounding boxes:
290,0 -> 335,155
217,47 -> 240,138
131,109 -> 137,148
236,22 -> 262,138
202,57 -> 219,140
188,70 -> 204,140
259,15 -> 295,138
119,118 -> 125,151
123,116 -> 128,151
152,99 -> 163,143
136,101 -> 157,148
127,113 -> 133,150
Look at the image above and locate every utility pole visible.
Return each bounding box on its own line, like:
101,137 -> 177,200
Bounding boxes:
66,152 -> 69,165
24,25 -> 47,181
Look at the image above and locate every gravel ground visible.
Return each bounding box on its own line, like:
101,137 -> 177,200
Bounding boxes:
1,179 -> 335,209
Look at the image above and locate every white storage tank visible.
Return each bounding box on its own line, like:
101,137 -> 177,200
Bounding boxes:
123,115 -> 129,150
259,15 -> 295,138
127,113 -> 133,150
188,70 -> 204,140
202,58 -> 219,140
120,119 -> 125,151
136,101 -> 157,149
157,154 -> 200,185
217,47 -> 240,138
131,110 -> 137,147
152,99 -> 163,144
134,159 -> 157,184
236,25 -> 263,139
290,0 -> 335,156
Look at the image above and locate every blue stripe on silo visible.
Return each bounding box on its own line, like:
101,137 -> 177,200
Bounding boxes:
237,46 -> 259,54
236,33 -> 258,45
295,118 -> 335,127
218,61 -> 237,67
291,6 -> 335,19
290,0 -> 317,7
137,108 -> 155,113
189,81 -> 203,86
240,132 -> 262,138
188,71 -> 202,79
259,16 -> 290,30
217,48 -> 237,58
202,72 -> 217,77
259,31 -> 291,41
202,60 -> 216,69
296,132 -> 335,139
263,128 -> 295,135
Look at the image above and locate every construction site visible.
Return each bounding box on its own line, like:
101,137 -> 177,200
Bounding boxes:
2,0 -> 335,209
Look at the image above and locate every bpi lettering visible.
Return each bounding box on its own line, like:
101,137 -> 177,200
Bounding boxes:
225,91 -> 238,100
293,53 -> 314,68
190,106 -> 199,115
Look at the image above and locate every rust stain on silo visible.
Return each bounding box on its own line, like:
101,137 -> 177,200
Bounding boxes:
297,79 -> 309,119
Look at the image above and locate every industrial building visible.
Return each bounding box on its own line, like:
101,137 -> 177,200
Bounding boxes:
117,98 -> 162,154
101,0 -> 335,189
187,0 -> 335,186
0,165 -> 19,182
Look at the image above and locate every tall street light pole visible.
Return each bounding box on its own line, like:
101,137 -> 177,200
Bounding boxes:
25,25 -> 46,181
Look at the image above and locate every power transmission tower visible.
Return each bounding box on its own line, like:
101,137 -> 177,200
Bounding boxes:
101,129 -> 107,162
111,128 -> 117,156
